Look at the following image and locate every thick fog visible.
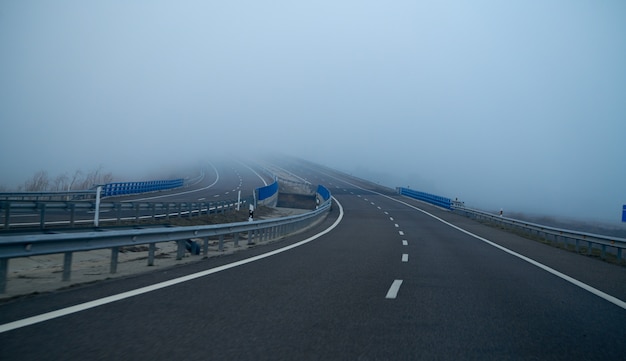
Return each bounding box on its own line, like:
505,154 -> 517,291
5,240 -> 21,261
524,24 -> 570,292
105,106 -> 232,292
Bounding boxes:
1,1 -> 625,224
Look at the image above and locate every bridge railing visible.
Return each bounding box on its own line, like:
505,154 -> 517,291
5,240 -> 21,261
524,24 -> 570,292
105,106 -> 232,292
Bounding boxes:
256,180 -> 279,207
0,190 -> 97,202
0,197 -> 251,230
397,187 -> 452,209
451,205 -> 626,263
101,179 -> 184,197
0,196 -> 332,293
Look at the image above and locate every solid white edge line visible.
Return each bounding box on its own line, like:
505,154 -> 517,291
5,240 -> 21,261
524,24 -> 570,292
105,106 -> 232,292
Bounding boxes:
386,279 -> 403,299
0,197 -> 345,334
315,169 -> 626,311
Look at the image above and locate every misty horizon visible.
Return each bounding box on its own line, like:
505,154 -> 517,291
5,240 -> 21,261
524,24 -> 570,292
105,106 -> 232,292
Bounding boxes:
1,1 -> 625,224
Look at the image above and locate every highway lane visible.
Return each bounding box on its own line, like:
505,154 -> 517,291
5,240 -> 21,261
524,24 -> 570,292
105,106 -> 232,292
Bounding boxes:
1,162 -> 625,360
2,159 -> 270,229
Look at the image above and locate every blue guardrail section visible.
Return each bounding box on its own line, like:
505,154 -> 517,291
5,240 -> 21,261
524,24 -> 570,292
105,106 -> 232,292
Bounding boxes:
317,185 -> 331,202
102,179 -> 184,197
257,180 -> 279,201
398,187 -> 452,209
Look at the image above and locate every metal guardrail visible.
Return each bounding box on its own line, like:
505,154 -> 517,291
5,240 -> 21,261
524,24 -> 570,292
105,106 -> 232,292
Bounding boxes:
101,179 -> 184,197
451,205 -> 626,263
0,197 -> 250,230
397,187 -> 452,209
0,178 -> 186,202
0,195 -> 333,293
0,190 -> 97,202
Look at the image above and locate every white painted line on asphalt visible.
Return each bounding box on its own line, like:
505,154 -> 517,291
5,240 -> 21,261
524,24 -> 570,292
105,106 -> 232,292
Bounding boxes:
386,280 -> 403,299
402,254 -> 409,262
371,202 -> 375,205
384,211 -> 389,215
402,240 -> 408,246
390,217 -> 394,221
317,169 -> 626,310
238,161 -> 269,186
394,224 -> 399,228
0,198 -> 346,334
383,195 -> 626,310
377,206 -> 381,210
399,231 -> 404,236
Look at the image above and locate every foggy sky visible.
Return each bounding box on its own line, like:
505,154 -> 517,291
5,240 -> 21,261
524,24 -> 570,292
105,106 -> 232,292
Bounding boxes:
1,1 -> 625,224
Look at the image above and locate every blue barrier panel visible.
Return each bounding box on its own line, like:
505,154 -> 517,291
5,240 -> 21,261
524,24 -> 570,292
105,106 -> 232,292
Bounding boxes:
398,187 -> 451,209
623,205 -> 626,222
316,185 -> 331,202
257,181 -> 279,201
102,178 -> 184,197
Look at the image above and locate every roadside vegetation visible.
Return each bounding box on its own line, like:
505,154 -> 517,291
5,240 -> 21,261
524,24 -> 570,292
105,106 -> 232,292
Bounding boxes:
5,167 -> 115,192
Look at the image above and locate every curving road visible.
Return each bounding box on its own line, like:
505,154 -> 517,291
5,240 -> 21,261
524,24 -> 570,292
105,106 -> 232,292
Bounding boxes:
0,159 -> 625,360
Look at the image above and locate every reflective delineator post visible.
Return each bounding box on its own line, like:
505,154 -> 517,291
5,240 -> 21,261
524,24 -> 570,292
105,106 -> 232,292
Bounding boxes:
237,190 -> 241,211
94,186 -> 102,227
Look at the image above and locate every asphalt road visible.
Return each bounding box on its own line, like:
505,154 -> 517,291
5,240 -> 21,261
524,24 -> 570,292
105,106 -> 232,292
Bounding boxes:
1,161 -> 625,360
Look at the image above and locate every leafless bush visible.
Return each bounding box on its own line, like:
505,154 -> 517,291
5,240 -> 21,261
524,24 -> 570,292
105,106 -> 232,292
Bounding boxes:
24,170 -> 50,191
19,166 -> 116,192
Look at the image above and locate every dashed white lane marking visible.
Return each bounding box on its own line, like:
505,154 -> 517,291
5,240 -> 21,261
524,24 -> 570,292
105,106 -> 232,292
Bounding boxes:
384,211 -> 389,215
399,231 -> 404,236
371,202 -> 375,205
389,217 -> 394,221
394,224 -> 399,228
213,195 -> 220,198
402,240 -> 408,246
386,280 -> 404,299
377,206 -> 381,210
402,254 -> 409,262
198,197 -> 206,201
0,197 -> 346,334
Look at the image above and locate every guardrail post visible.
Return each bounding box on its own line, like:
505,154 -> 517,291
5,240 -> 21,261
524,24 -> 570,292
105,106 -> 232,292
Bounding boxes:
2,201 -> 10,229
176,240 -> 184,260
203,237 -> 209,256
69,203 -> 76,227
247,230 -> 253,245
0,258 -> 8,293
94,186 -> 102,227
111,247 -> 119,273
218,234 -> 224,252
39,203 -> 46,230
234,233 -> 240,247
148,243 -> 156,266
62,252 -> 72,281
135,204 -> 140,222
